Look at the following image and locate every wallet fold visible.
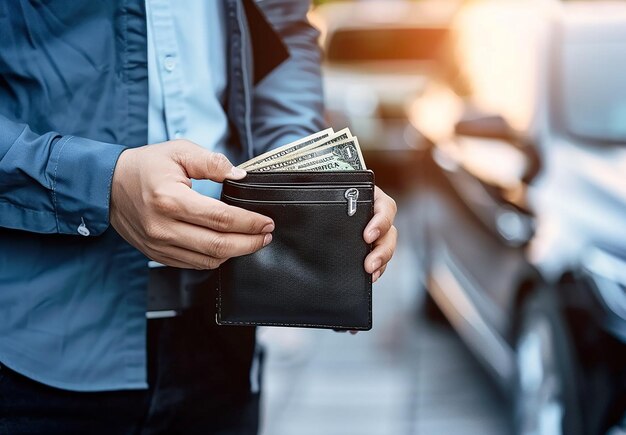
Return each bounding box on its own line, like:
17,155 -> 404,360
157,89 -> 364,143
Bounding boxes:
217,170 -> 375,330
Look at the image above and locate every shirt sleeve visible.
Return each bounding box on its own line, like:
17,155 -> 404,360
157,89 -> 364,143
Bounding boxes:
251,0 -> 325,154
0,115 -> 127,236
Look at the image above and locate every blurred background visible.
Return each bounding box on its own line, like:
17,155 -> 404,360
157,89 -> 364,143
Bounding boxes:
259,0 -> 626,434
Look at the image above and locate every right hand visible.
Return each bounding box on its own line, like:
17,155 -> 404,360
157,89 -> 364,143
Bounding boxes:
110,140 -> 274,269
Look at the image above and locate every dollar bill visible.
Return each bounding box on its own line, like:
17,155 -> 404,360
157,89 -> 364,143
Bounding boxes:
237,126 -> 367,172
252,137 -> 366,172
238,128 -> 334,169
260,127 -> 352,167
284,154 -> 361,171
286,138 -> 366,171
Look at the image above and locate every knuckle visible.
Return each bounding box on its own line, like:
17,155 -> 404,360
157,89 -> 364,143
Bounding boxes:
204,257 -> 222,270
389,197 -> 398,214
144,222 -> 159,240
207,235 -> 231,258
212,209 -> 234,231
248,216 -> 265,234
383,215 -> 393,230
214,153 -> 230,167
252,234 -> 265,251
208,153 -> 230,173
144,222 -> 168,242
248,221 -> 259,234
152,190 -> 177,214
173,139 -> 191,150
383,246 -> 395,261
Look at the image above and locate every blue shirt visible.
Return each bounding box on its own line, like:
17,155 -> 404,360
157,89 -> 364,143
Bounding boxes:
0,0 -> 323,392
146,0 -> 229,199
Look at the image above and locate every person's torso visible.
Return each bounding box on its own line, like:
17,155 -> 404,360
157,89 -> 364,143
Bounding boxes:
0,0 -> 259,391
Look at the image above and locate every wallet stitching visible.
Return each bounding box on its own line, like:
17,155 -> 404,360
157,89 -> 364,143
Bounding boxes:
225,181 -> 374,189
217,320 -> 371,329
223,195 -> 372,205
217,267 -> 221,319
367,189 -> 374,327
217,185 -> 374,330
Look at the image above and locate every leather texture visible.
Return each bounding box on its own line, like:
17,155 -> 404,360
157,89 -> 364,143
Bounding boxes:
218,171 -> 375,330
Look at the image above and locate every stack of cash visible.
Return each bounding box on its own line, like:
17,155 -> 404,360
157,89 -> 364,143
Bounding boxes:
238,128 -> 367,172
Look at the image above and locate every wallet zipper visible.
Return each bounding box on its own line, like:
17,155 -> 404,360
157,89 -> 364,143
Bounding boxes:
344,188 -> 359,216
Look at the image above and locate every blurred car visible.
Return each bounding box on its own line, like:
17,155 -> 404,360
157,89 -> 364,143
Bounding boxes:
411,0 -> 626,434
309,0 -> 458,189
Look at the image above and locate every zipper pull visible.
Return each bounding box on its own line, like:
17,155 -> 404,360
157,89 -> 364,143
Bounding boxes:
345,188 -> 359,216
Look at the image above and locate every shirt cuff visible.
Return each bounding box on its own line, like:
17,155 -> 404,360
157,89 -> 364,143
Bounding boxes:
50,136 -> 127,236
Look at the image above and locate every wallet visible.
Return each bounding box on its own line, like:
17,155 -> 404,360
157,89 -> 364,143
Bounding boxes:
217,170 -> 375,330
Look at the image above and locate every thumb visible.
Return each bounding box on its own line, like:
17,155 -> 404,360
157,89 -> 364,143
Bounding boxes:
174,141 -> 247,182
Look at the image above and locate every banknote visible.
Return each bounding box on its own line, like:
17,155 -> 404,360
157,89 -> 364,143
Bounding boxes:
266,128 -> 353,165
238,128 -> 334,169
283,153 -> 362,172
281,138 -> 366,171
237,127 -> 367,172
252,137 -> 366,172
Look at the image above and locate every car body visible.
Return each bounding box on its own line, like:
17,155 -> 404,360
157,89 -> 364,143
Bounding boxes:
412,0 -> 626,433
309,1 -> 459,189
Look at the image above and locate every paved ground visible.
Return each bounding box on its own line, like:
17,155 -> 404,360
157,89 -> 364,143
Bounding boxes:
259,193 -> 511,435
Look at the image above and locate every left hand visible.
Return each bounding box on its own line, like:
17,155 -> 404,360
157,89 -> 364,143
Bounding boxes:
363,186 -> 397,283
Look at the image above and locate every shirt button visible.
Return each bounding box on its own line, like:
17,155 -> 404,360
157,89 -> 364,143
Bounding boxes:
77,222 -> 90,236
174,130 -> 183,139
163,56 -> 177,72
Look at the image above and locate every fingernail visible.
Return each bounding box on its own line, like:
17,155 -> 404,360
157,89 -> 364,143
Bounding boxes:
263,233 -> 273,246
368,228 -> 380,242
372,270 -> 381,282
262,223 -> 275,233
230,167 -> 247,179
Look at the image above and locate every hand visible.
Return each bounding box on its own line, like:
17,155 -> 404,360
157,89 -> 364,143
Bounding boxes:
363,186 -> 397,283
110,140 -> 274,269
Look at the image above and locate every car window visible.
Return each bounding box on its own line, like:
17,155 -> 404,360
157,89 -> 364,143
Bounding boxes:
326,28 -> 447,63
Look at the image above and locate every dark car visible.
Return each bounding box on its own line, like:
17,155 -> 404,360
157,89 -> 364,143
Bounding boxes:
412,1 -> 626,434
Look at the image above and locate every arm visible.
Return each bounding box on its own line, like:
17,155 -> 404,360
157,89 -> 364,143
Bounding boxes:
0,115 -> 126,236
0,116 -> 273,270
251,0 -> 325,154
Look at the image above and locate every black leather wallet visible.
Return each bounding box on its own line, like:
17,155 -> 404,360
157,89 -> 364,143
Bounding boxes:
217,171 -> 375,330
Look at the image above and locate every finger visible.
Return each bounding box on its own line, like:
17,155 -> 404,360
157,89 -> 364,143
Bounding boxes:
364,225 -> 397,274
363,187 -> 397,244
174,188 -> 274,234
173,141 -> 247,182
333,329 -> 358,335
372,264 -> 387,283
148,247 -> 224,270
167,223 -> 273,259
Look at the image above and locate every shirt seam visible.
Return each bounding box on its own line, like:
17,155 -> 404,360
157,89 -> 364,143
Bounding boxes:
51,135 -> 74,232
